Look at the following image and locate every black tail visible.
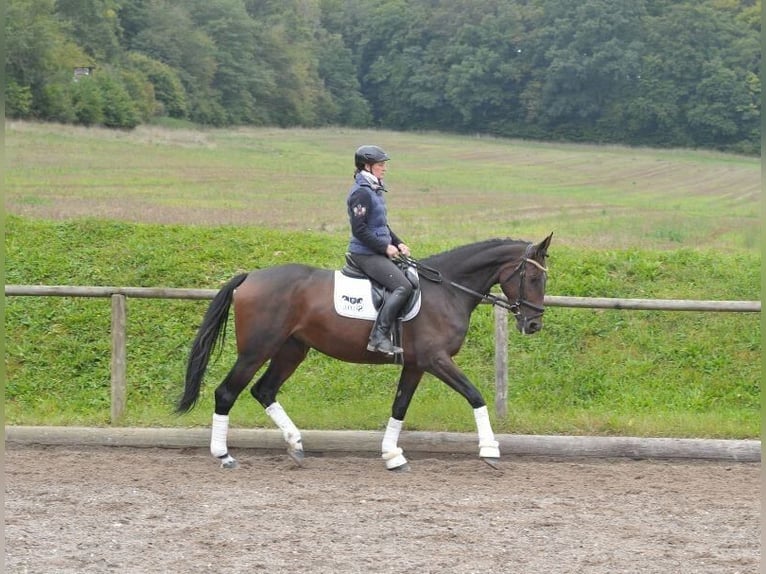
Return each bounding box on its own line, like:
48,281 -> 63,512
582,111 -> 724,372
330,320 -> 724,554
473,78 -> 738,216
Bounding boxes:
177,273 -> 249,413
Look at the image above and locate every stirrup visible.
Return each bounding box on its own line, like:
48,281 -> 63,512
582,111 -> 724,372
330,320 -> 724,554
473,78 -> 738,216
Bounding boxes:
367,338 -> 403,355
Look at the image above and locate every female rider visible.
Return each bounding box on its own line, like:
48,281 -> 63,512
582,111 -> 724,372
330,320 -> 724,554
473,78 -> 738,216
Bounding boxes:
346,145 -> 413,355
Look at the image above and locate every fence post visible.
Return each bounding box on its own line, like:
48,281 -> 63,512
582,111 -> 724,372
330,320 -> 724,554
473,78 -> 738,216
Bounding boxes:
494,305 -> 508,419
110,294 -> 127,423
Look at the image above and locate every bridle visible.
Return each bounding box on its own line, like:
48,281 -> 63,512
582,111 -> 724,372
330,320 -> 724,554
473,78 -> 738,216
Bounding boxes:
496,243 -> 548,325
396,243 -> 548,320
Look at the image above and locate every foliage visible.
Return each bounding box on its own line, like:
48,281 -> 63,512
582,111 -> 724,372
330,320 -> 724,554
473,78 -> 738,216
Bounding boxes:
94,71 -> 140,128
5,80 -> 34,118
125,52 -> 188,119
3,0 -> 760,152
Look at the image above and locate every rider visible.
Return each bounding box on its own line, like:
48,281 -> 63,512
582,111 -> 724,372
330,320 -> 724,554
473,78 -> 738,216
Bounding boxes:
347,145 -> 413,355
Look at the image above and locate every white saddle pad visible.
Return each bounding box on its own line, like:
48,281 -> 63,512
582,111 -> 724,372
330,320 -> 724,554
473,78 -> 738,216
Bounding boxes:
333,271 -> 421,321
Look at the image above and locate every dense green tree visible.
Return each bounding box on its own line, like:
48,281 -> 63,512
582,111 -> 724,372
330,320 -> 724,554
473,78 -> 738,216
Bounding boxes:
71,76 -> 104,125
620,1 -> 759,150
5,0 -> 90,118
130,0 -> 223,124
315,32 -> 372,126
95,70 -> 140,128
4,0 -> 759,150
117,67 -> 156,122
243,0 -> 339,127
6,81 -> 34,118
55,0 -> 123,63
618,53 -> 689,146
117,0 -> 151,50
355,0 -> 432,127
527,0 -> 647,139
125,52 -> 187,118
186,0 -> 273,124
38,80 -> 77,124
442,1 -> 531,134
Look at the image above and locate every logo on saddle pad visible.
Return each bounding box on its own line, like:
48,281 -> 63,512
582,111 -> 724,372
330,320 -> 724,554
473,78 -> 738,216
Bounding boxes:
333,271 -> 421,321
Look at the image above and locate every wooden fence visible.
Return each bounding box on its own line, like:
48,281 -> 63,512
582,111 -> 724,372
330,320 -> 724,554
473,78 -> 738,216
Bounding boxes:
5,285 -> 761,422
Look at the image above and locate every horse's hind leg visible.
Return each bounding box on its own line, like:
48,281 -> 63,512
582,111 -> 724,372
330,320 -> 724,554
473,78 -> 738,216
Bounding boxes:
210,353 -> 266,468
250,337 -> 310,466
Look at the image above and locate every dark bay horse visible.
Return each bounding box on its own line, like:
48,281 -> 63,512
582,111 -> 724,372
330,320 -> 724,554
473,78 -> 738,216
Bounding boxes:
178,234 -> 552,471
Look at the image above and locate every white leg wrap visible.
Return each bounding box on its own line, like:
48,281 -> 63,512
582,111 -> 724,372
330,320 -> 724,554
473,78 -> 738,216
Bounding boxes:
210,413 -> 230,458
381,418 -> 403,453
265,402 -> 303,450
381,418 -> 407,469
474,406 -> 500,458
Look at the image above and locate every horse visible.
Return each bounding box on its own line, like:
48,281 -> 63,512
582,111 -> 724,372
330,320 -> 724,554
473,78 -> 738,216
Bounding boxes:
177,233 -> 552,471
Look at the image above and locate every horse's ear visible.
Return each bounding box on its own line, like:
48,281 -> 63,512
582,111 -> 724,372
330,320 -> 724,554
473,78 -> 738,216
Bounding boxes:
536,232 -> 553,257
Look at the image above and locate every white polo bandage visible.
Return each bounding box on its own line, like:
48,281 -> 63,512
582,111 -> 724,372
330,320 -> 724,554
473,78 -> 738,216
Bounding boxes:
266,402 -> 303,450
381,418 -> 407,469
381,417 -> 403,453
211,413 -> 230,458
474,406 -> 500,458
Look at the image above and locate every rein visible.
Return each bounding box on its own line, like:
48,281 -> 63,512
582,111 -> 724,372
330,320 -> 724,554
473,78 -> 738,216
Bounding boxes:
447,281 -> 520,313
396,245 -> 548,316
395,255 -> 443,283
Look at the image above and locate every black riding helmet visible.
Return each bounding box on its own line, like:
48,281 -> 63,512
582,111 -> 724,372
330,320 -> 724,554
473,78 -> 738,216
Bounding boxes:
354,145 -> 390,170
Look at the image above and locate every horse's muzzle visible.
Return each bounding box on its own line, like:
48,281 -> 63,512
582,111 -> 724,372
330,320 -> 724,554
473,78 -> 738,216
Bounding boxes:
516,314 -> 543,335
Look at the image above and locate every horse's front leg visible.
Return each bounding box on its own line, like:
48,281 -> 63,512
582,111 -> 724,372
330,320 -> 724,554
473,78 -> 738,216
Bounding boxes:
427,353 -> 500,468
382,366 -> 424,472
473,404 -> 500,466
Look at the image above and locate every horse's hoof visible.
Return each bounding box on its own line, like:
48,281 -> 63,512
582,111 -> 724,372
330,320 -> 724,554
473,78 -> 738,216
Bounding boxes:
387,462 -> 411,473
481,457 -> 501,470
220,457 -> 239,470
288,449 -> 305,467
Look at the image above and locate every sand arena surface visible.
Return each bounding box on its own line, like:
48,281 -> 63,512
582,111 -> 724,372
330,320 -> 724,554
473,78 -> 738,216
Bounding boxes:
4,444 -> 760,574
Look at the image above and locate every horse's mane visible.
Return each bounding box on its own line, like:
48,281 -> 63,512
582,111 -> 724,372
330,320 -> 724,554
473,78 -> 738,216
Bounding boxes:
422,238 -> 527,268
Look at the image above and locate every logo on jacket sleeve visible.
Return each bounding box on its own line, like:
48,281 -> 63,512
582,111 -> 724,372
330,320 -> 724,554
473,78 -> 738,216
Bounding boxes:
352,203 -> 367,217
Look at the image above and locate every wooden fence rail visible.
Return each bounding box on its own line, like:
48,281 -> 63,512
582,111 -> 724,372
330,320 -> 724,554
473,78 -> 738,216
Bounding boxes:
5,284 -> 761,422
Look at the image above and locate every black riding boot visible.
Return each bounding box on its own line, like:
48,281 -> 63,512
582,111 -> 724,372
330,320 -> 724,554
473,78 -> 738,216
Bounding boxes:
367,286 -> 410,355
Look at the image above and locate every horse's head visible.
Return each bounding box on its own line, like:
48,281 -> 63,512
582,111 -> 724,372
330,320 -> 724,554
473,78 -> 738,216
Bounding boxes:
498,233 -> 552,335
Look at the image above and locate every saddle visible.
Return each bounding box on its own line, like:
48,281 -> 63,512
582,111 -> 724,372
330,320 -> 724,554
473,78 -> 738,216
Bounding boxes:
340,253 -> 421,314
335,254 -> 421,363
333,254 -> 421,323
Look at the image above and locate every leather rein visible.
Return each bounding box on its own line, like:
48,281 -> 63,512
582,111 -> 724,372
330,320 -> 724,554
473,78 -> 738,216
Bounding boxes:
396,243 -> 548,317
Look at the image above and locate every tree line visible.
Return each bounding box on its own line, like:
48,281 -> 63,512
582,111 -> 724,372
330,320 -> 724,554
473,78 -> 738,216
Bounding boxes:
5,0 -> 761,153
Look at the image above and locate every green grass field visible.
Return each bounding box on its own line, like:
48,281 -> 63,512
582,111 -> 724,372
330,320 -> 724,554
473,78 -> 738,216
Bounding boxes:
3,121 -> 761,438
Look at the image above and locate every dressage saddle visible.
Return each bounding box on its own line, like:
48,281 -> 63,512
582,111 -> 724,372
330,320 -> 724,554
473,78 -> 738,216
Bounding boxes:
341,253 -> 421,314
